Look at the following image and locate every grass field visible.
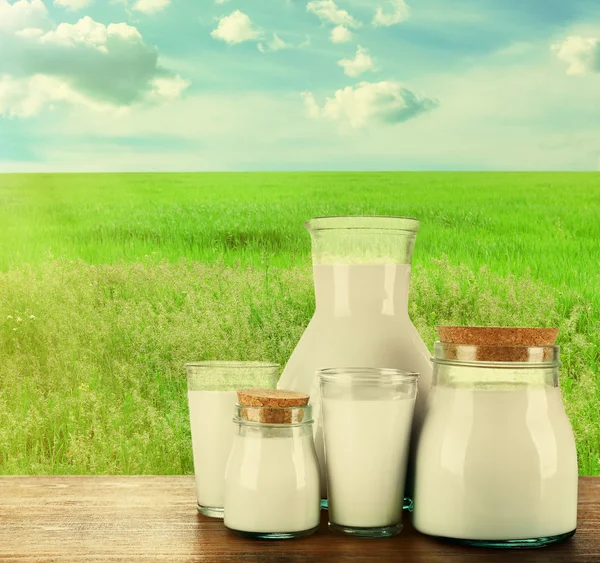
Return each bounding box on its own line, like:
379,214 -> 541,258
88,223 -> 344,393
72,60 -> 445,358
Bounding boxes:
0,172 -> 599,475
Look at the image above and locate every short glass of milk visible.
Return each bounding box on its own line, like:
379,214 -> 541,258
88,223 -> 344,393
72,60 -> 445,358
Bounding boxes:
185,361 -> 279,518
318,367 -> 419,538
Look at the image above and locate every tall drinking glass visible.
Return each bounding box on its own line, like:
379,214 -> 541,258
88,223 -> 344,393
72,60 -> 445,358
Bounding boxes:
319,367 -> 419,537
185,361 -> 279,518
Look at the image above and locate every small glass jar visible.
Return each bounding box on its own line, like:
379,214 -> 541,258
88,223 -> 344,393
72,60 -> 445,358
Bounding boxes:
413,342 -> 578,548
224,404 -> 321,539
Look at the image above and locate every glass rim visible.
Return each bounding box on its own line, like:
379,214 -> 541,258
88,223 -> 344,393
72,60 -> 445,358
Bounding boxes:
185,361 -> 279,370
318,367 -> 419,384
433,342 -> 561,367
304,216 -> 419,234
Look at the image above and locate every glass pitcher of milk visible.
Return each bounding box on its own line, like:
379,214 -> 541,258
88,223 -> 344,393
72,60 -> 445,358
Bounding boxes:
277,216 -> 433,504
413,341 -> 578,548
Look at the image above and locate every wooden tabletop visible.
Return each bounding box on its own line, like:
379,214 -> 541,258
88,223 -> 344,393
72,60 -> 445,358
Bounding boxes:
0,476 -> 598,563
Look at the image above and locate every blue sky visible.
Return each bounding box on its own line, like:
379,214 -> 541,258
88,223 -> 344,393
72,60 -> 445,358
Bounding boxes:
0,0 -> 599,171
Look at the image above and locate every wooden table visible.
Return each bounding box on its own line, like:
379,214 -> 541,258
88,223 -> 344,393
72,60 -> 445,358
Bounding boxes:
0,476 -> 598,562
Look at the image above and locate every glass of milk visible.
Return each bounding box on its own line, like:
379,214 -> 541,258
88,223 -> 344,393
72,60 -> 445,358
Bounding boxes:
413,341 -> 578,548
185,361 -> 279,518
318,367 -> 419,538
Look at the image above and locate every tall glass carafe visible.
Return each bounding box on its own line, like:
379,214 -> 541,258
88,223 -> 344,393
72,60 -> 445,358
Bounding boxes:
277,216 -> 433,503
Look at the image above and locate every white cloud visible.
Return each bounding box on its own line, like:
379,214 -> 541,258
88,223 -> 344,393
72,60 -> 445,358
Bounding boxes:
0,0 -> 49,32
301,91 -> 321,120
214,0 -> 229,3
132,0 -> 170,14
211,10 -> 261,44
0,12 -> 188,116
0,72 -> 189,118
257,33 -> 289,53
147,75 -> 190,101
338,45 -> 374,77
330,25 -> 352,43
306,0 -> 361,29
0,74 -> 112,117
302,80 -> 438,128
54,0 -> 93,11
37,17 -> 142,48
15,26 -> 43,38
372,0 -> 410,27
551,35 -> 600,76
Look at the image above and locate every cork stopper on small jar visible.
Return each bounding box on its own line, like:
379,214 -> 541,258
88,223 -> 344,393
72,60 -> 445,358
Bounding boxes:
437,326 -> 559,361
237,388 -> 310,424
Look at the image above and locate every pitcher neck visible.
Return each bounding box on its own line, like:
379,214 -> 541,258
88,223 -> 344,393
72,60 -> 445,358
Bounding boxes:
313,263 -> 411,317
306,216 -> 419,266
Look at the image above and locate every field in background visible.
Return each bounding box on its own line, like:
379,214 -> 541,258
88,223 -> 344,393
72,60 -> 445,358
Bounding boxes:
0,172 -> 598,475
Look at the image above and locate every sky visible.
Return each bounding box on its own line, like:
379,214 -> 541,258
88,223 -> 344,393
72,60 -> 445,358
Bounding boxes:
0,0 -> 599,171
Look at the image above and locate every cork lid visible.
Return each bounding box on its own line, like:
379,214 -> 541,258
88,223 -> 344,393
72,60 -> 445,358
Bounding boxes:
236,388 -> 310,424
437,326 -> 558,346
436,326 -> 559,362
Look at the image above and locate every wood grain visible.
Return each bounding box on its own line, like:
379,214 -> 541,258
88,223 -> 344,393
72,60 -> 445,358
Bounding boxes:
0,476 -> 598,563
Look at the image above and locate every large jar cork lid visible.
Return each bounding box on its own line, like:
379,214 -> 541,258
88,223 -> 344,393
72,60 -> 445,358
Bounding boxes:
437,326 -> 559,362
237,388 -> 310,424
437,326 -> 558,346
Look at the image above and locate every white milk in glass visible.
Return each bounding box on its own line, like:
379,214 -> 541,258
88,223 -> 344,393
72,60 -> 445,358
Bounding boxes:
413,386 -> 578,539
188,390 -> 237,510
323,397 -> 415,528
279,263 -> 433,498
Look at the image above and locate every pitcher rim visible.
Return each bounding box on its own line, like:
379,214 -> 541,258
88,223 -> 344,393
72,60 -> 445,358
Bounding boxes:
305,216 -> 419,233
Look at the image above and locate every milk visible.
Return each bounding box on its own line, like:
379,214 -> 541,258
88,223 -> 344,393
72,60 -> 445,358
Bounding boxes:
224,430 -> 321,533
323,397 -> 415,528
278,263 -> 433,498
187,390 -> 237,511
413,386 -> 578,540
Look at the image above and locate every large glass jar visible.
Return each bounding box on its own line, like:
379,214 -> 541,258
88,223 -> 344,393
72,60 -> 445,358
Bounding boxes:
277,216 -> 433,503
224,404 -> 321,539
413,342 -> 578,548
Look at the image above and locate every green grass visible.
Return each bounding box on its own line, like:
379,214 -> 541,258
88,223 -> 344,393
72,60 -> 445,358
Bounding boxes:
0,172 -> 598,475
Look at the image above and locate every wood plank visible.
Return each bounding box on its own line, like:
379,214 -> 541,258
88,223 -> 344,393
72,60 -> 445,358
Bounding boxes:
0,476 -> 598,562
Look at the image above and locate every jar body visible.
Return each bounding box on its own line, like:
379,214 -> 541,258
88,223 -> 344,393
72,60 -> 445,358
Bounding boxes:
224,422 -> 321,538
413,345 -> 578,547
